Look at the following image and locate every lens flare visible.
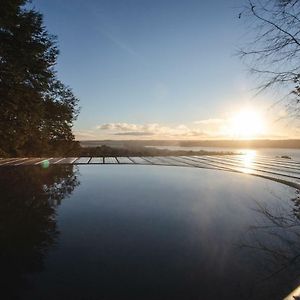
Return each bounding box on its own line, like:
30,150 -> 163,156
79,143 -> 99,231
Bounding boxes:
41,160 -> 50,169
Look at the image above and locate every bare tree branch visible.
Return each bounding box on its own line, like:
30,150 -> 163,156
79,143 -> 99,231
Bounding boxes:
240,0 -> 300,117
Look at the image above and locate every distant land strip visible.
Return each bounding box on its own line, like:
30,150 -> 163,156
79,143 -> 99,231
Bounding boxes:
79,139 -> 300,149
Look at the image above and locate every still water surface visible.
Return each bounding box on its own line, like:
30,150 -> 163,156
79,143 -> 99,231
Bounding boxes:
0,165 -> 300,299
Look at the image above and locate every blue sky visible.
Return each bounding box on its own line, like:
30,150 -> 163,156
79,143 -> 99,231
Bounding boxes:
31,0 -> 297,140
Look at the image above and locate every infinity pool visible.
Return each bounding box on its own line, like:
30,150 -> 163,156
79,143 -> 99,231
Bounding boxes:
0,165 -> 299,299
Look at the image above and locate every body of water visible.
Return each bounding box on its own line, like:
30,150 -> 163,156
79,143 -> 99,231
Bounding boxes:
0,165 -> 299,299
146,146 -> 300,161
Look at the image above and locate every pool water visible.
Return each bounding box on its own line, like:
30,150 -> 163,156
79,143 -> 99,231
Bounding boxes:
0,165 -> 299,299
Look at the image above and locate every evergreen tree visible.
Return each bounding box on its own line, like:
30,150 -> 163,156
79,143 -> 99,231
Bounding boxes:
0,0 -> 80,156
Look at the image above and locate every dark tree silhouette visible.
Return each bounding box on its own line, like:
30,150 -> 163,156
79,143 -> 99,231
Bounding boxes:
0,0 -> 80,157
239,0 -> 300,118
0,165 -> 80,299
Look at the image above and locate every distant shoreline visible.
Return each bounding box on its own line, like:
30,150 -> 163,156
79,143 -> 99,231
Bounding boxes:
79,139 -> 300,149
78,145 -> 236,157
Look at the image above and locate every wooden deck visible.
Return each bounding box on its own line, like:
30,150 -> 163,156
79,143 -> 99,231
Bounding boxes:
1,155 -> 300,189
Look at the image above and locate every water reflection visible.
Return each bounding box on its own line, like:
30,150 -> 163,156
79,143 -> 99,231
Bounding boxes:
0,165 -> 79,299
0,165 -> 299,299
241,150 -> 256,172
238,189 -> 300,298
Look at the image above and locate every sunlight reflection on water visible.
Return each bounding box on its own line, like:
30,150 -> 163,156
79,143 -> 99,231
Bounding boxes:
241,150 -> 256,173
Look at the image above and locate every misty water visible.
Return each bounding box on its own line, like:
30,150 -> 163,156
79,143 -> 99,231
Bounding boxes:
1,165 -> 300,299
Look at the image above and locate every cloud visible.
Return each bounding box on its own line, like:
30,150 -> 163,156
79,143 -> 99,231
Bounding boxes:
100,30 -> 141,58
97,123 -> 140,131
76,108 -> 297,140
96,122 -> 208,138
114,131 -> 155,136
194,118 -> 224,125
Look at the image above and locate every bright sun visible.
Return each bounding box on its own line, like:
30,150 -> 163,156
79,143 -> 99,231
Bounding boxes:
229,109 -> 265,139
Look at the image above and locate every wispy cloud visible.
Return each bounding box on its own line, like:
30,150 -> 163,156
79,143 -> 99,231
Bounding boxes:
96,122 -> 208,138
194,118 -> 224,125
97,123 -> 141,131
114,131 -> 155,136
87,4 -> 143,60
100,29 -> 142,59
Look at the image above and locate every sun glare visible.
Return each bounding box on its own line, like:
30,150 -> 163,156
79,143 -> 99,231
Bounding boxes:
241,150 -> 256,172
230,109 -> 265,139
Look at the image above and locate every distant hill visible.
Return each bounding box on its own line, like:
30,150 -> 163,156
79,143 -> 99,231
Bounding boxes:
80,139 -> 300,149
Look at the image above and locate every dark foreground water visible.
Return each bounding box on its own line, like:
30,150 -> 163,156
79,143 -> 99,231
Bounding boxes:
0,165 -> 300,300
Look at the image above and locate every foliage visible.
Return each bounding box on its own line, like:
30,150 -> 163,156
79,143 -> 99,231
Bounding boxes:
0,0 -> 79,156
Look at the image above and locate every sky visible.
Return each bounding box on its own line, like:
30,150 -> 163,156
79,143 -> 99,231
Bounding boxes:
31,0 -> 300,140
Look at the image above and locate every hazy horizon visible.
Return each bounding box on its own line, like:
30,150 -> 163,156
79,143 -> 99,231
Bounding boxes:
77,138 -> 300,142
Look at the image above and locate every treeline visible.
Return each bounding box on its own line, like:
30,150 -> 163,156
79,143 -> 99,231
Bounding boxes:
0,1 -> 79,157
79,145 -> 234,157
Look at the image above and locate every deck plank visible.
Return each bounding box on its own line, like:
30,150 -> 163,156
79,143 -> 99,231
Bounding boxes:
14,158 -> 45,166
142,157 -> 166,165
104,157 -> 118,164
232,155 -> 300,166
181,156 -> 232,170
168,156 -> 210,167
203,156 -> 300,180
116,157 -> 134,164
0,158 -> 29,166
34,158 -> 53,165
208,155 -> 300,175
89,157 -> 104,164
157,157 -> 187,166
74,157 -> 91,164
55,157 -> 78,164
1,155 -> 299,189
154,156 -> 189,166
193,156 -> 300,181
232,156 -> 300,171
128,157 -> 151,164
51,158 -> 65,164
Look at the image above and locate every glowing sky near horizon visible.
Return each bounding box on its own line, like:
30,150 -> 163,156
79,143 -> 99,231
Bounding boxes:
32,0 -> 300,140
